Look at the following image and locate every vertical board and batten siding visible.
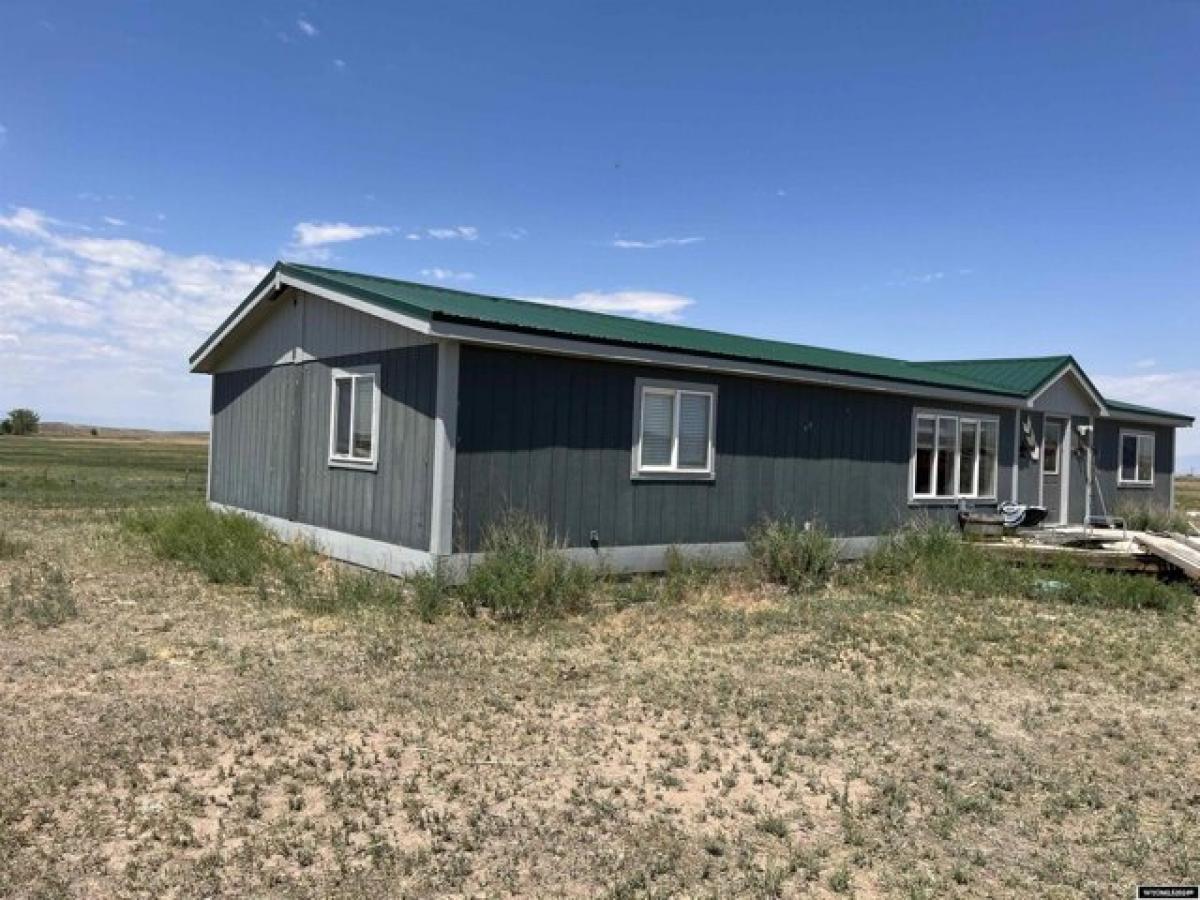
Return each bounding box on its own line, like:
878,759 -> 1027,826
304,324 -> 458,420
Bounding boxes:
210,365 -> 297,519
209,290 -> 438,551
1015,411 -> 1043,507
452,345 -> 1017,553
293,346 -> 438,549
1092,420 -> 1174,511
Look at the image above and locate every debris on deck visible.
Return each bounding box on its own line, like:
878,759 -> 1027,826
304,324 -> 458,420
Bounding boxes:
972,526 -> 1200,580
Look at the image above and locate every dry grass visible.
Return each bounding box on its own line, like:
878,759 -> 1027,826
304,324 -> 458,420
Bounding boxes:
1176,475 -> 1200,516
2,437 -> 1199,897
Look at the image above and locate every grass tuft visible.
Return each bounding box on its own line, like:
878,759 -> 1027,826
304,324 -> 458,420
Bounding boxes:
124,503 -> 273,585
460,511 -> 594,621
3,563 -> 78,628
1117,503 -> 1193,534
0,530 -> 27,560
747,517 -> 839,592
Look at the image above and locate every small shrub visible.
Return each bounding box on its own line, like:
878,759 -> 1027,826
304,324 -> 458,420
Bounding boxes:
408,563 -> 449,622
124,504 -> 272,585
747,518 -> 839,592
460,511 -> 594,621
861,523 -> 1019,599
330,568 -> 402,613
1025,565 -> 1192,614
0,530 -> 27,560
1117,503 -> 1192,534
3,564 -> 78,627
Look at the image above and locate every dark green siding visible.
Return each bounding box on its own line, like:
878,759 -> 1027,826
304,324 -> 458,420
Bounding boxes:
452,346 -> 1016,552
210,344 -> 437,550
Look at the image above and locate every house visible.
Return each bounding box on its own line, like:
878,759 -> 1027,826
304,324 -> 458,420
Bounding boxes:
190,262 -> 1194,576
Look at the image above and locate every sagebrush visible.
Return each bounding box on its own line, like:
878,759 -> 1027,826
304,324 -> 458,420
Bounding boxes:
746,518 -> 839,592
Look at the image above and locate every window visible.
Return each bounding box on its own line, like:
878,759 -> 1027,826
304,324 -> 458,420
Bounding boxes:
911,411 -> 999,500
1119,431 -> 1154,486
1043,420 -> 1062,476
634,380 -> 716,477
329,368 -> 380,468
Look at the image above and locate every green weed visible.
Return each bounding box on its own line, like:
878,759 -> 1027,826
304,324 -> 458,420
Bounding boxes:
124,503 -> 272,585
746,517 -> 839,592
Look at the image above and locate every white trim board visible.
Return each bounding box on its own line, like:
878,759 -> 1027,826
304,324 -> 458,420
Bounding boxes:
208,502 -> 434,576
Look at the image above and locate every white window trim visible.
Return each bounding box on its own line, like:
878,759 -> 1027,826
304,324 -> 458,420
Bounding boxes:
1042,419 -> 1062,476
328,365 -> 382,471
1118,429 -> 1155,487
631,377 -> 717,480
909,408 -> 1001,503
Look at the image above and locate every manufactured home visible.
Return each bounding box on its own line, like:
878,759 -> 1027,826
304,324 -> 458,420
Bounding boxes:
191,263 -> 1194,575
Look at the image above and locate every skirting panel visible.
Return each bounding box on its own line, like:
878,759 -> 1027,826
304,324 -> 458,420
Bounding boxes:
208,502 -> 434,576
208,502 -> 880,582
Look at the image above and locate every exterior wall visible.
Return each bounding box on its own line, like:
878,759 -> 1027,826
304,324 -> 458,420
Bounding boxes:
1031,373 -> 1096,418
1093,419 -> 1175,513
1015,411 -> 1043,506
208,293 -> 438,551
1068,414 -> 1090,524
451,345 -> 1016,553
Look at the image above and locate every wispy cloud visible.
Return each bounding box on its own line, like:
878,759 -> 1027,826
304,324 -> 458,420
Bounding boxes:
1094,369 -> 1200,461
887,268 -> 973,287
420,268 -> 475,282
297,17 -> 318,37
0,124 -> 7,148
1135,358 -> 1157,369
291,221 -> 392,247
102,216 -> 126,227
610,236 -> 704,249
0,206 -> 265,428
410,226 -> 479,241
525,290 -> 694,323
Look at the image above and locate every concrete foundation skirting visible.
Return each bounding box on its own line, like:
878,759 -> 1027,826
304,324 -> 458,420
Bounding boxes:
208,502 -> 435,576
208,502 -> 881,582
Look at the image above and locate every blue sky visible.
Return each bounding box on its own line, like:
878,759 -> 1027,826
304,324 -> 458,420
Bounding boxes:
1,2 -> 1197,467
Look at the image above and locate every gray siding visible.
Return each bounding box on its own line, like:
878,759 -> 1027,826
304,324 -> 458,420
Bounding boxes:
1031,374 -> 1097,418
1015,411 -> 1043,506
210,343 -> 438,551
210,365 -> 297,519
294,347 -> 438,549
1093,419 -> 1175,512
452,346 -> 1016,552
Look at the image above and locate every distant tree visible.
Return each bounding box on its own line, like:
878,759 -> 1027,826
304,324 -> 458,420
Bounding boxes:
5,408 -> 40,436
0,419 -> 10,435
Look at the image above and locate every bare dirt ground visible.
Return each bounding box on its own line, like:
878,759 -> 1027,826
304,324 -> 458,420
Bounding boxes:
1,439 -> 1198,898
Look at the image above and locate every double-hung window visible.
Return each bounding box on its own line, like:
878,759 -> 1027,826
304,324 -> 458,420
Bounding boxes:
329,367 -> 380,469
633,379 -> 716,478
1118,430 -> 1154,486
911,410 -> 999,500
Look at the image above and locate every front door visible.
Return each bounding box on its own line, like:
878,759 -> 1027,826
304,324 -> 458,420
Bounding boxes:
1042,418 -> 1067,525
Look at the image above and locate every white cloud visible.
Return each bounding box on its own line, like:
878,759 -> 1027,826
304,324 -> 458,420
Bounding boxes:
102,216 -> 126,227
0,124 -> 7,148
297,17 -> 318,37
0,207 -> 266,429
291,221 -> 392,247
610,236 -> 703,249
1094,369 -> 1200,462
525,290 -> 694,323
424,226 -> 478,241
420,268 -> 475,282
1135,358 -> 1157,369
333,58 -> 346,69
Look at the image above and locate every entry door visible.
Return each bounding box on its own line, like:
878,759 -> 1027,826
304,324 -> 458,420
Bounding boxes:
1042,418 -> 1066,525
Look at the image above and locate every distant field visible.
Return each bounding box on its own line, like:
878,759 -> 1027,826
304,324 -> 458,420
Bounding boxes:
0,435 -> 207,509
1,437 -> 1197,897
1178,476 -> 1200,514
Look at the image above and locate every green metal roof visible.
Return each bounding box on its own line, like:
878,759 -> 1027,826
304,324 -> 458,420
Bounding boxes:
279,263 -> 1021,396
192,261 -> 1193,424
918,356 -> 1074,394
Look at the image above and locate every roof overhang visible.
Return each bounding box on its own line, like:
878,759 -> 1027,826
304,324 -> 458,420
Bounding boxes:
189,264 -> 434,373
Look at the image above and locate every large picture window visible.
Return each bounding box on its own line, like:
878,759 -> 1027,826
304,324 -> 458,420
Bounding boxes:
911,411 -> 999,500
1119,430 -> 1154,486
634,380 -> 716,477
329,367 -> 380,468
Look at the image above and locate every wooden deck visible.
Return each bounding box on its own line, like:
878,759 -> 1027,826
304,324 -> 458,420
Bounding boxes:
1132,532 -> 1200,580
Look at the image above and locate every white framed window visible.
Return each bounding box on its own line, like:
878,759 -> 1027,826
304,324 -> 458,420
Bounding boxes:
632,378 -> 716,478
911,409 -> 1000,501
1119,430 -> 1155,486
1043,420 -> 1063,476
328,366 -> 381,469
